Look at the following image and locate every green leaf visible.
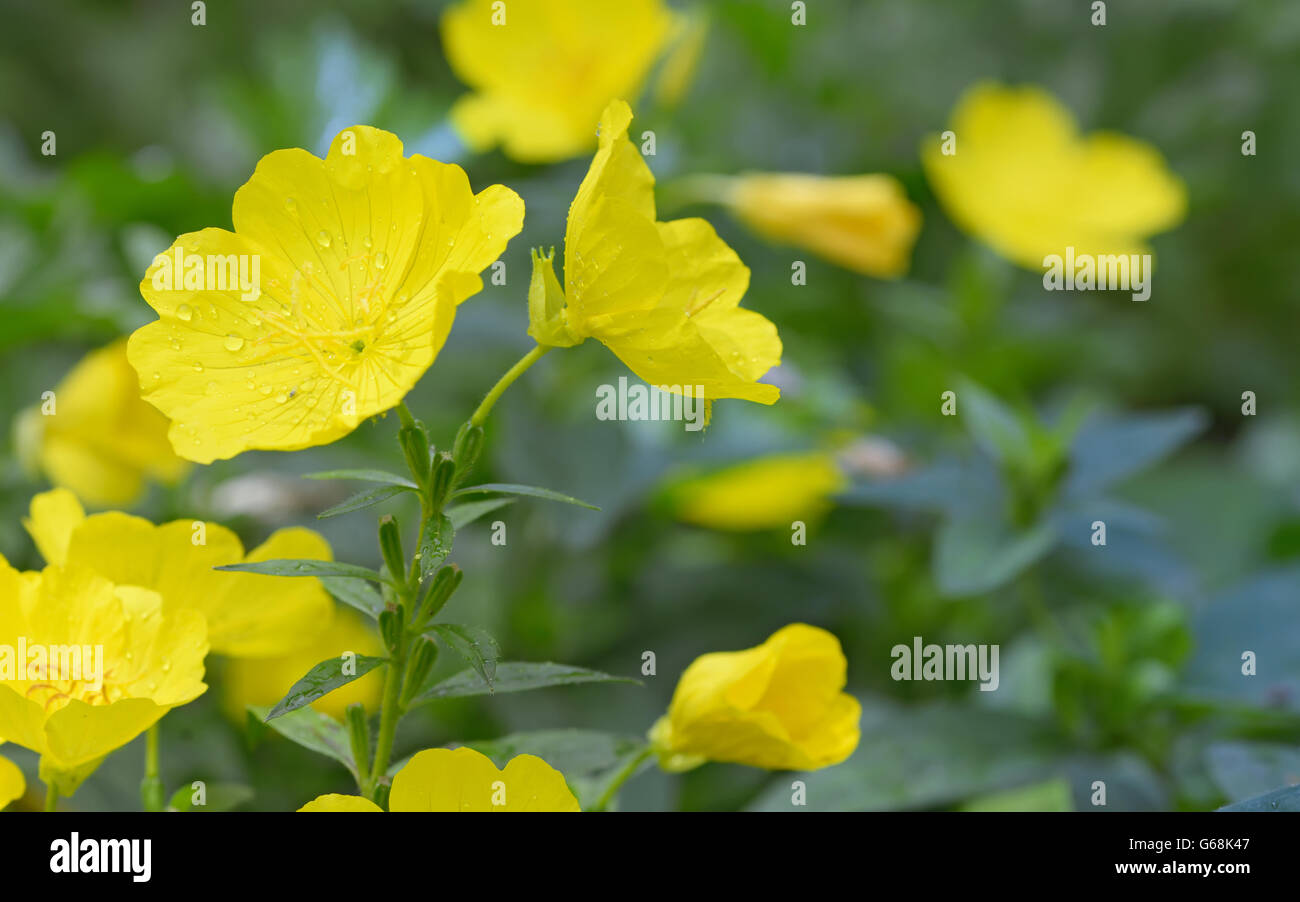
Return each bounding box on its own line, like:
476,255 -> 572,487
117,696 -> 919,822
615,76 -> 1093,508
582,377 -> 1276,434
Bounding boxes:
317,484 -> 413,519
426,624 -> 499,690
463,729 -> 648,809
320,577 -> 384,619
304,468 -> 417,489
452,483 -> 600,511
958,777 -> 1073,812
266,654 -> 388,720
1218,783 -> 1300,812
216,559 -> 387,583
168,783 -> 255,812
248,704 -> 358,779
1066,407 -> 1207,497
958,378 -> 1030,467
446,496 -> 515,530
412,661 -> 639,705
416,514 -> 454,581
1206,742 -> 1300,803
933,516 -> 1058,596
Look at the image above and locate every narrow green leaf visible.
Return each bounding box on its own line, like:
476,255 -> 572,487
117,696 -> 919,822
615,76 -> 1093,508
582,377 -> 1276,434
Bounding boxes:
168,783 -> 255,812
416,514 -> 454,581
413,661 -> 639,705
266,654 -> 388,721
452,483 -> 599,511
304,469 -> 417,489
426,624 -> 499,690
317,484 -> 413,519
447,496 -> 515,530
320,577 -> 384,619
247,704 -> 357,779
216,559 -> 386,583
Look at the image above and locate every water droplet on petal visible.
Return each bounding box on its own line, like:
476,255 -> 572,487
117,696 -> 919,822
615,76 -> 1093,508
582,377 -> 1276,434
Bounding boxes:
374,252 -> 387,270
317,231 -> 332,248
177,304 -> 194,322
224,334 -> 245,351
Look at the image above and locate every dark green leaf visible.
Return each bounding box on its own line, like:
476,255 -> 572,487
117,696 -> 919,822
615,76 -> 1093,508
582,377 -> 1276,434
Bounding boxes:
266,654 -> 388,720
216,559 -> 386,583
317,484 -> 413,519
416,514 -> 454,581
412,661 -> 639,705
247,704 -> 357,779
452,483 -> 599,511
304,469 -> 417,489
446,496 -> 515,530
168,783 -> 254,812
1218,783 -> 1300,812
426,624 -> 499,690
1066,408 -> 1207,497
320,577 -> 384,619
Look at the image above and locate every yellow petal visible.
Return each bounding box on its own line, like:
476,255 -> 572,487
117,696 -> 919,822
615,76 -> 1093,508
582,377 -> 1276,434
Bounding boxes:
441,0 -> 675,163
669,452 -> 846,530
0,752 -> 23,809
389,747 -> 580,811
297,793 -> 383,812
921,82 -> 1185,268
24,488 -> 86,566
129,125 -> 522,462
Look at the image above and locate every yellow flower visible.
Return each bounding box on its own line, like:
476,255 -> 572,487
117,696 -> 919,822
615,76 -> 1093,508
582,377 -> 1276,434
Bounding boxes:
0,556 -> 208,783
0,749 -> 24,809
441,0 -> 676,163
220,605 -> 383,722
297,747 -> 580,811
921,82 -> 1186,269
721,173 -> 921,277
25,488 -> 334,659
649,623 -> 860,772
530,100 -> 781,404
128,125 -> 524,463
13,340 -> 188,507
668,451 -> 846,531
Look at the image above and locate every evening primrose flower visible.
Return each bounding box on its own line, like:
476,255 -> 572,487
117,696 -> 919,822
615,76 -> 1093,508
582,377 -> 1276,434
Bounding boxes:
649,623 -> 860,772
667,451 -> 847,531
0,556 -> 208,783
298,747 -> 580,811
441,0 -> 676,163
529,100 -> 781,404
220,605 -> 383,722
13,340 -> 188,507
25,488 -> 334,659
128,125 -> 524,463
714,173 -> 922,277
921,82 -> 1186,268
0,750 -> 24,809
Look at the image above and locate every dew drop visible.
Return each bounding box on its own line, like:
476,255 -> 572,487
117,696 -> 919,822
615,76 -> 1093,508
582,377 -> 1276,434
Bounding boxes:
317,231 -> 332,248
374,251 -> 388,270
224,333 -> 245,352
192,362 -> 204,372
176,304 -> 194,322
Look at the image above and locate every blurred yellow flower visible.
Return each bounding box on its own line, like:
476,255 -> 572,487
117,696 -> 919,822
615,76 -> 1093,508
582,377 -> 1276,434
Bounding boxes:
722,173 -> 921,277
649,623 -> 860,772
668,451 -> 846,530
921,82 -> 1186,268
220,605 -> 382,722
0,750 -> 24,809
441,0 -> 676,163
128,125 -> 524,463
13,340 -> 188,508
530,100 -> 782,404
298,747 -> 580,811
0,556 -> 208,784
25,488 -> 334,659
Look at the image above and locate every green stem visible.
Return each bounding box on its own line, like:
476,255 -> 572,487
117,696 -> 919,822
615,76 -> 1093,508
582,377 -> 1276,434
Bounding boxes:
469,345 -> 551,428
44,782 -> 57,812
590,746 -> 653,812
368,645 -> 405,800
141,724 -> 164,812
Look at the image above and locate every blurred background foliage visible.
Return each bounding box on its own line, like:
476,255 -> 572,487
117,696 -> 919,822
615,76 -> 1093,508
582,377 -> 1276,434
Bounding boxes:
2,0 -> 1299,811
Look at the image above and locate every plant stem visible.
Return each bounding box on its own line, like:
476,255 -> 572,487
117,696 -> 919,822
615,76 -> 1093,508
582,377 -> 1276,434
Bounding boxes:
368,641 -> 405,800
469,345 -> 551,428
44,782 -> 57,812
590,746 -> 654,812
141,724 -> 164,812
